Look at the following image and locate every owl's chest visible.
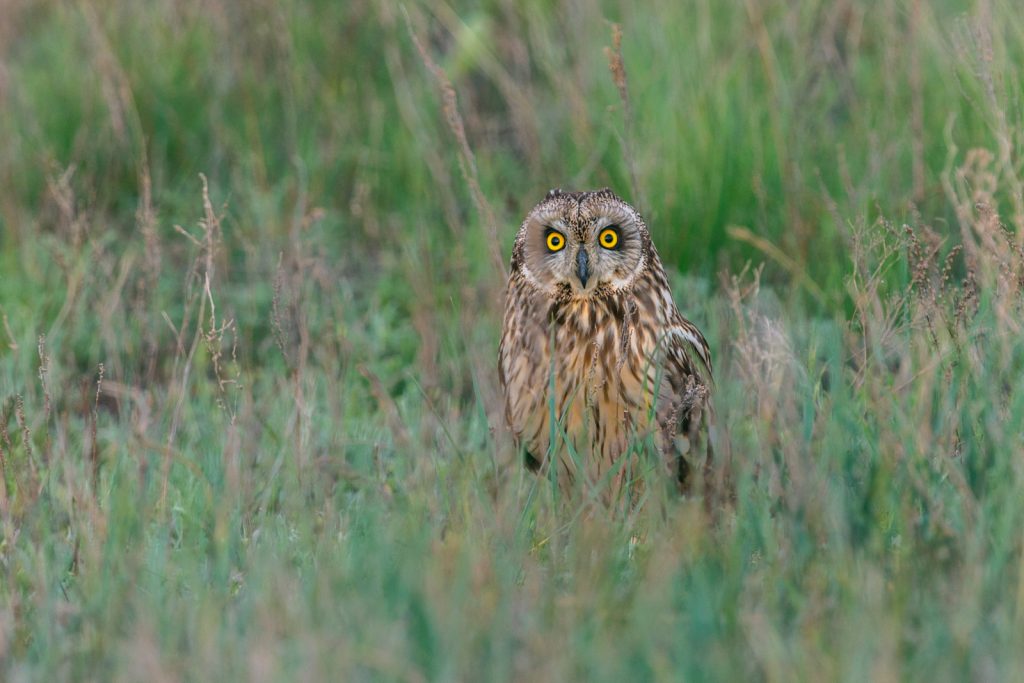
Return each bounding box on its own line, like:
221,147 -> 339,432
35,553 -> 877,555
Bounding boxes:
548,298 -> 655,405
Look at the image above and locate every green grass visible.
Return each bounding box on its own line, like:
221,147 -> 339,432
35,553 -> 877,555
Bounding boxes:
2,0 -> 1024,679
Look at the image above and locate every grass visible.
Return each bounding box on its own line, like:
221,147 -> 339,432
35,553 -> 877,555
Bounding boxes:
2,0 -> 1024,679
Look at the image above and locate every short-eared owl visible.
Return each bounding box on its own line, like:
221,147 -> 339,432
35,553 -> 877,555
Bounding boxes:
498,188 -> 712,498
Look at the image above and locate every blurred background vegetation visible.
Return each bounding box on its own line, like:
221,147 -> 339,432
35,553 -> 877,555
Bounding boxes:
2,0 -> 1024,680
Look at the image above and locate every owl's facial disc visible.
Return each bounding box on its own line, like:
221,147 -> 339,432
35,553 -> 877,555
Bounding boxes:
517,190 -> 648,297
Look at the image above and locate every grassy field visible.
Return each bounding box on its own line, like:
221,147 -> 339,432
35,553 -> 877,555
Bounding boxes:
2,0 -> 1024,679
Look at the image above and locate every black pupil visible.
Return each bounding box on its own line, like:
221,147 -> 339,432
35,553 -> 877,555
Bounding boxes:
604,231 -> 613,243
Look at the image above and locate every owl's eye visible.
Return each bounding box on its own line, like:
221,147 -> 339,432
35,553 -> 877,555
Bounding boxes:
598,227 -> 619,249
546,231 -> 566,252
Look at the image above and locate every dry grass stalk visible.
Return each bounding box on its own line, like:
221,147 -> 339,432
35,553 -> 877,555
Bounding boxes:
952,11 -> 1024,239
0,310 -> 16,351
376,2 -> 461,235
162,174 -> 227,510
358,364 -> 412,453
36,335 -> 52,465
271,252 -> 292,369
428,3 -> 543,173
727,226 -> 828,305
0,398 -> 9,517
13,395 -> 32,469
604,22 -> 644,211
90,363 -> 105,490
404,8 -> 507,280
137,160 -> 163,385
909,0 -> 925,204
83,2 -> 146,156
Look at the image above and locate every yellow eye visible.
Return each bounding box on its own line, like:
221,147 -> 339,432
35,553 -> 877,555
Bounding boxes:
599,227 -> 619,249
546,231 -> 566,252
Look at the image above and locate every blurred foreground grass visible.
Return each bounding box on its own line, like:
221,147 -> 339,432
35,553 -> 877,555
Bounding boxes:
2,0 -> 1024,680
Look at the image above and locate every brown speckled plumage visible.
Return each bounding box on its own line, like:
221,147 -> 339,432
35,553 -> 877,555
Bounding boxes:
498,188 -> 713,499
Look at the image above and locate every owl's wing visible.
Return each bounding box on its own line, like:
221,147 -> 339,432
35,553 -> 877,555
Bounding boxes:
667,316 -> 713,385
498,288 -> 550,471
655,317 -> 714,489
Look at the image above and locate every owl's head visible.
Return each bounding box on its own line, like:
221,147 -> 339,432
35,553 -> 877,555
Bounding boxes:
511,188 -> 651,298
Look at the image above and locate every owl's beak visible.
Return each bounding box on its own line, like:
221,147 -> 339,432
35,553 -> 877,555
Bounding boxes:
576,248 -> 590,288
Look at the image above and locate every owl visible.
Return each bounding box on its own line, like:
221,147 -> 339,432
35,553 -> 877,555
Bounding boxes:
498,188 -> 713,500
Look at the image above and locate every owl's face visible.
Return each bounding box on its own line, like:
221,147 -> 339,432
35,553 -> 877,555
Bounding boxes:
513,189 -> 650,298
